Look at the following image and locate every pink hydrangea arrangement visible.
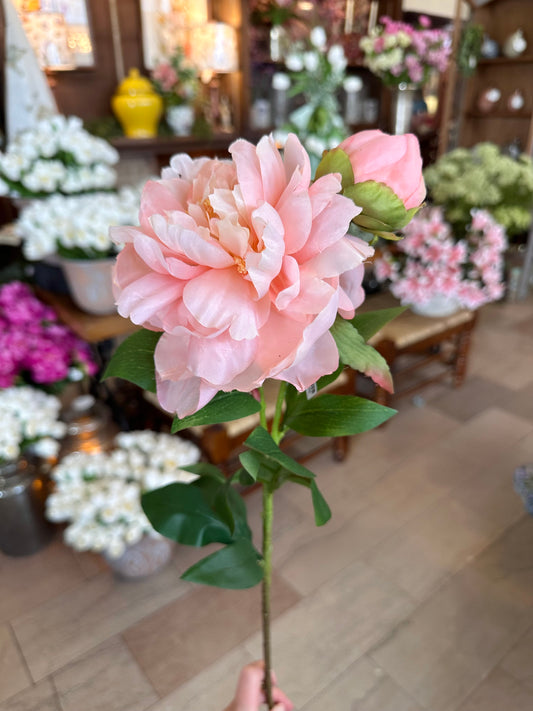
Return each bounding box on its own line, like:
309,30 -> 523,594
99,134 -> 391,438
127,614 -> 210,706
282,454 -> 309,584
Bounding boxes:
360,15 -> 451,87
374,206 -> 507,310
104,129 -> 425,707
0,281 -> 98,389
150,46 -> 199,108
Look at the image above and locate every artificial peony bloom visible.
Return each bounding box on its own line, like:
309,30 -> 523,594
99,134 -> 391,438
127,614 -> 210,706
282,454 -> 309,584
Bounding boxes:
111,134 -> 373,418
338,129 -> 426,210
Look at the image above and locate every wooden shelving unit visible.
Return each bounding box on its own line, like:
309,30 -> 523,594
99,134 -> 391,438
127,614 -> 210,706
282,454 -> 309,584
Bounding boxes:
458,0 -> 533,154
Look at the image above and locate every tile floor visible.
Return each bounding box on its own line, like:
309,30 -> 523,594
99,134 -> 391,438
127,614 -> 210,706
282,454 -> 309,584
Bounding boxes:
1,295 -> 533,711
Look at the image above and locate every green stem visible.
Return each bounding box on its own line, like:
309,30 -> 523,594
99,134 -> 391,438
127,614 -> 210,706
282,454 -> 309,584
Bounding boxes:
262,483 -> 274,709
259,386 -> 268,430
271,381 -> 287,444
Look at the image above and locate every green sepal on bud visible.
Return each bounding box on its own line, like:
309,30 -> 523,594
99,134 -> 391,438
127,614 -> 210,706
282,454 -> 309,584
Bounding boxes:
315,148 -> 422,241
344,181 -> 422,241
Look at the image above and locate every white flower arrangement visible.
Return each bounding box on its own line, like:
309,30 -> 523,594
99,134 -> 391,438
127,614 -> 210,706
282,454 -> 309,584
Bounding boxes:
16,186 -> 141,260
276,26 -> 348,168
46,431 -> 201,559
0,115 -> 119,198
0,386 -> 66,463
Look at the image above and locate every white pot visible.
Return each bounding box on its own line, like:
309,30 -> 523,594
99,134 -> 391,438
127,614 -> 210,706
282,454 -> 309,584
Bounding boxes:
61,257 -> 116,315
166,105 -> 195,136
410,293 -> 461,318
104,536 -> 175,579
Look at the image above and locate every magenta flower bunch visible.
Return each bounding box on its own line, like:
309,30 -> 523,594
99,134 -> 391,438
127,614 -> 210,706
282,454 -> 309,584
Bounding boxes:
360,15 -> 451,88
374,206 -> 507,310
0,281 -> 98,389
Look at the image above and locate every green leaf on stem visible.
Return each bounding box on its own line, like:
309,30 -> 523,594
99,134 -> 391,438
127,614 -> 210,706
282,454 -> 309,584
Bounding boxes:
102,328 -> 161,393
315,148 -> 354,190
244,427 -> 316,481
285,394 -> 396,436
181,538 -> 263,589
171,391 -> 261,433
142,483 -> 233,546
331,317 -> 393,393
349,306 -> 407,342
310,480 -> 332,526
239,449 -> 285,487
182,461 -> 227,482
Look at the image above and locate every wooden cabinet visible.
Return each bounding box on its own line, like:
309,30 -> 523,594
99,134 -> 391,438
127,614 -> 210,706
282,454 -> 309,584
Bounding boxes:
459,0 -> 533,153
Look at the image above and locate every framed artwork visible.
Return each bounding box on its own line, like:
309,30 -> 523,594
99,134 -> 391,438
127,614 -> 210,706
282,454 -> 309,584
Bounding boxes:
14,0 -> 95,68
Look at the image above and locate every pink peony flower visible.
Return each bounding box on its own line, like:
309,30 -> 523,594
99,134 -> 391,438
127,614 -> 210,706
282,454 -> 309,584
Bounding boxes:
111,134 -> 374,418
338,130 -> 426,210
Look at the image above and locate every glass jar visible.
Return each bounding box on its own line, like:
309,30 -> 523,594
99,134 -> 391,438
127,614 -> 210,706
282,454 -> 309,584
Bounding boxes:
0,457 -> 54,556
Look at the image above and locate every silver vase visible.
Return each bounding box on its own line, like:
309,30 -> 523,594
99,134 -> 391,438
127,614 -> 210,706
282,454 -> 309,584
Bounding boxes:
390,83 -> 417,135
0,457 -> 54,557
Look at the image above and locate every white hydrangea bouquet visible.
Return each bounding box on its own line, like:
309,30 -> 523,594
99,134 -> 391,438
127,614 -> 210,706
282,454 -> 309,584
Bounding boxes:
0,386 -> 66,463
0,115 -> 119,199
16,186 -> 141,261
277,26 -> 348,167
46,431 -> 201,559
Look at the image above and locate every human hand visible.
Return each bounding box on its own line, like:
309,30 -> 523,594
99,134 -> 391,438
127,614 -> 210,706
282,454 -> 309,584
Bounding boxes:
223,661 -> 294,711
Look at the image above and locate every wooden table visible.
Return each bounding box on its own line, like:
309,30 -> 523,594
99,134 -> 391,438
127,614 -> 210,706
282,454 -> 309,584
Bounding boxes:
364,293 -> 478,405
36,290 -> 138,344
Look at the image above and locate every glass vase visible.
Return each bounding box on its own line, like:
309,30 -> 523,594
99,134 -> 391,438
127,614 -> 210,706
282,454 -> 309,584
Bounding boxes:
390,83 -> 418,135
0,457 -> 54,557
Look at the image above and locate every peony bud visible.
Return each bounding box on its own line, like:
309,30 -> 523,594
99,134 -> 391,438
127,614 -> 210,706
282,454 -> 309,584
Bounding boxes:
317,130 -> 426,240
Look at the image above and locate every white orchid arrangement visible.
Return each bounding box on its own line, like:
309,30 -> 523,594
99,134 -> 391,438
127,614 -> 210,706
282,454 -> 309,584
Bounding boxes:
16,186 -> 141,260
276,26 -> 348,167
46,431 -> 201,559
0,115 -> 119,199
0,386 -> 66,463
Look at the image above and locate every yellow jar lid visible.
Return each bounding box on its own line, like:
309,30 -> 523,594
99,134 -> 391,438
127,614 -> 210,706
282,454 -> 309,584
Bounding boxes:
115,68 -> 156,97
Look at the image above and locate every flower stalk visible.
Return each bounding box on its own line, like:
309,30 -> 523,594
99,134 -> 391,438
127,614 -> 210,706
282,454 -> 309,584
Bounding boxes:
262,482 -> 274,709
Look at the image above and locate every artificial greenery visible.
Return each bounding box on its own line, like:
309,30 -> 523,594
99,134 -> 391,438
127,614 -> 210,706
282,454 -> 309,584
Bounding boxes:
424,142 -> 533,238
457,23 -> 484,76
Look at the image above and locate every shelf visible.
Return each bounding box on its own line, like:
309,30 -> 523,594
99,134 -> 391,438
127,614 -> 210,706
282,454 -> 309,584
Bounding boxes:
465,110 -> 531,120
477,55 -> 533,65
110,134 -> 238,157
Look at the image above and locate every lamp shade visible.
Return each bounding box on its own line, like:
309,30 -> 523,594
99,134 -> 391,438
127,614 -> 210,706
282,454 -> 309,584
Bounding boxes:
190,22 -> 238,75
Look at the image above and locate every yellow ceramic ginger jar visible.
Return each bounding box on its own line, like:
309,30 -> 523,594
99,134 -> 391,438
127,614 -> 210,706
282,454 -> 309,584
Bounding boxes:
111,68 -> 163,138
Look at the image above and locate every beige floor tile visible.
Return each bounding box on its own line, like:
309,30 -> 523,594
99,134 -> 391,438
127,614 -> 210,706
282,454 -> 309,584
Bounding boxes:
371,549 -> 533,711
364,497 -> 493,601
365,447 -> 474,519
430,376 -> 515,423
146,646 -> 255,711
0,538 -> 86,624
500,382 -> 533,422
499,624 -> 533,689
454,668 -> 533,711
278,503 -> 397,595
301,655 -> 424,711
437,408 -> 533,468
244,560 -> 415,708
53,636 -> 157,711
12,565 -> 190,681
0,624 -> 31,704
470,517 -> 533,610
123,573 -> 300,697
0,679 -> 60,711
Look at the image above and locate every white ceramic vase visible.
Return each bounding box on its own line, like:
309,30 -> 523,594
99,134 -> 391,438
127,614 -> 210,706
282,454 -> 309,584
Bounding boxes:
61,257 -> 116,315
410,293 -> 461,318
166,104 -> 195,136
104,536 -> 175,579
